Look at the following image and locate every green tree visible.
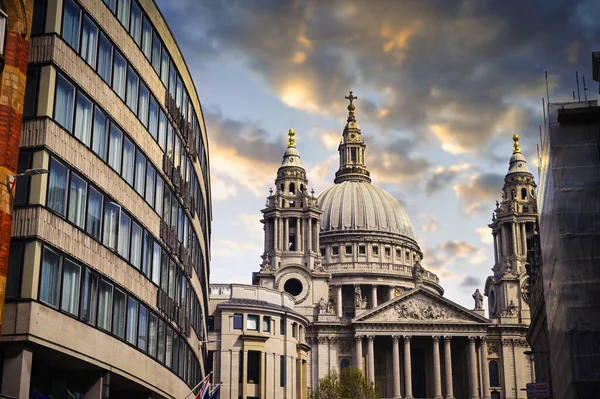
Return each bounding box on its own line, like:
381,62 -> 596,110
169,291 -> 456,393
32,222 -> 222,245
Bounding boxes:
309,368 -> 379,399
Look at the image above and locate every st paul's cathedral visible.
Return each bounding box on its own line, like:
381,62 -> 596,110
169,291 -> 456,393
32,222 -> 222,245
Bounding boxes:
207,93 -> 535,399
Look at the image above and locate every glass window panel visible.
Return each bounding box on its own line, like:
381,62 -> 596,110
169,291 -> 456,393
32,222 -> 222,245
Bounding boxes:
23,68 -> 39,117
174,136 -> 181,168
168,261 -> 175,298
134,149 -> 146,195
168,61 -> 176,97
158,109 -> 167,150
80,14 -> 98,68
148,313 -> 158,358
81,269 -> 98,324
54,74 -> 75,132
160,49 -> 169,86
160,251 -> 168,291
112,288 -> 126,338
138,305 -> 148,351
148,96 -> 158,139
40,247 -> 61,307
129,0 -> 142,46
47,157 -> 69,216
103,0 -> 116,13
32,0 -> 47,35
155,175 -> 164,214
126,297 -> 138,344
126,66 -> 139,113
145,164 -> 155,207
130,221 -> 142,269
116,0 -> 130,30
138,82 -> 149,128
121,137 -> 135,185
61,0 -> 81,50
112,51 -> 126,99
151,241 -> 160,285
102,201 -> 120,250
6,242 -> 23,299
92,108 -> 108,160
141,15 -> 152,59
98,279 -> 113,331
170,196 -> 178,230
67,172 -> 87,228
151,31 -> 161,74
158,319 -> 166,363
108,123 -> 123,172
233,314 -> 243,330
162,188 -> 171,224
176,75 -> 183,108
60,259 -> 81,316
97,33 -> 112,84
74,91 -> 93,147
86,186 -> 102,240
172,335 -> 179,373
118,212 -> 131,260
247,315 -> 258,330
142,230 -> 152,276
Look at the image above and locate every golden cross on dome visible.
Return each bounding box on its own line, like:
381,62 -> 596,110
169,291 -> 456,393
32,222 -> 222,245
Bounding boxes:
345,91 -> 358,122
512,134 -> 521,153
288,128 -> 296,147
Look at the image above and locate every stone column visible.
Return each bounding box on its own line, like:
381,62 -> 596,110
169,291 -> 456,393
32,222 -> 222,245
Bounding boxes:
274,217 -> 279,250
307,217 -> 312,252
318,337 -> 328,379
367,336 -> 375,383
242,349 -> 249,399
467,337 -> 479,399
336,285 -> 343,317
521,222 -> 527,256
284,218 -> 289,251
492,233 -> 498,265
480,338 -> 490,399
443,337 -> 454,399
261,351 -> 267,399
371,285 -> 378,308
296,217 -> 301,251
403,336 -> 413,399
511,222 -> 518,257
329,337 -> 338,373
355,336 -> 363,372
501,227 -> 508,259
392,336 -> 402,398
432,336 -> 442,399
1,347 -> 33,399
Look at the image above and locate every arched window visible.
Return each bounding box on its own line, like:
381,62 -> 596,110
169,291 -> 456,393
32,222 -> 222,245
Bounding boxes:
489,360 -> 500,387
521,188 -> 527,200
300,184 -> 305,193
340,358 -> 351,370
289,183 -> 295,194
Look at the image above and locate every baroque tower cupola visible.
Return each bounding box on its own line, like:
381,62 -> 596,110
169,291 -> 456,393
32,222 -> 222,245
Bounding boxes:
484,134 -> 538,323
256,129 -> 323,280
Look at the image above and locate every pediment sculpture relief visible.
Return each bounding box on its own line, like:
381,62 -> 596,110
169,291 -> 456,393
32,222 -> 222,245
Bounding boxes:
368,295 -> 472,322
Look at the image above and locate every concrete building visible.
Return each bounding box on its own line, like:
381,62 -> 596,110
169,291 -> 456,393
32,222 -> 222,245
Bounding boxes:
528,97 -> 600,398
1,0 -> 211,398
208,95 -> 533,399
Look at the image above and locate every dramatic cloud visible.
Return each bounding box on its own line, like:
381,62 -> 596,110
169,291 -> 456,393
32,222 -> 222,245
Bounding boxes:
161,0 -> 600,159
423,239 -> 485,277
425,163 -> 473,195
460,276 -> 480,288
205,109 -> 284,197
476,227 -> 494,244
211,176 -> 238,201
453,173 -> 504,215
419,215 -> 440,233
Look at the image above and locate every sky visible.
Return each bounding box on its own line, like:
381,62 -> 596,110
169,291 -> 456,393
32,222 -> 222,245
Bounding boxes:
156,0 -> 600,310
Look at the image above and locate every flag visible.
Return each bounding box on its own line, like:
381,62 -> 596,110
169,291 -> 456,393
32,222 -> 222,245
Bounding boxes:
195,376 -> 210,399
209,386 -> 220,399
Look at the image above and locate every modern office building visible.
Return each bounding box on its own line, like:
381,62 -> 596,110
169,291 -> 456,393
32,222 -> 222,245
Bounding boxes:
529,97 -> 600,399
1,0 -> 211,398
207,96 -> 533,399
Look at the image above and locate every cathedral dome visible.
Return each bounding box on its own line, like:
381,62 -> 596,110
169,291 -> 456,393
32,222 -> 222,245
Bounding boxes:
317,180 -> 416,239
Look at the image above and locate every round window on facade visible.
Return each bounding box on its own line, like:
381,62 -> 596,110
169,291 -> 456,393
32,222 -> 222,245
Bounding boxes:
284,278 -> 303,296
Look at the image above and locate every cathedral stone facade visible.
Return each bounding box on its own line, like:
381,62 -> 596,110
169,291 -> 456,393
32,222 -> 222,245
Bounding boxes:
208,94 -> 534,399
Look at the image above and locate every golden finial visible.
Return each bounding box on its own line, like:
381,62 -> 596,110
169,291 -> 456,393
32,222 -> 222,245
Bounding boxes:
512,134 -> 521,153
288,128 -> 296,147
345,91 -> 358,122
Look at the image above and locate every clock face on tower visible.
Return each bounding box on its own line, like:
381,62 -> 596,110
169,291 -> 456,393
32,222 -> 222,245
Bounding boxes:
521,277 -> 530,304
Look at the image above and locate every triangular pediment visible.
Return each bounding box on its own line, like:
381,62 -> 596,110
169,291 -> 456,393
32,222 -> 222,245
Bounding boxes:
352,288 -> 489,324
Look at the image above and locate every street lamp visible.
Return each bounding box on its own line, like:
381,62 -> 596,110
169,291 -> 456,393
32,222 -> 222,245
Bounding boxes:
1,168 -> 48,194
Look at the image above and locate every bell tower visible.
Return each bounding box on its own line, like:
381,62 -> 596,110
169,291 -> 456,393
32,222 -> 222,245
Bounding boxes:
484,134 -> 538,324
256,129 -> 323,280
